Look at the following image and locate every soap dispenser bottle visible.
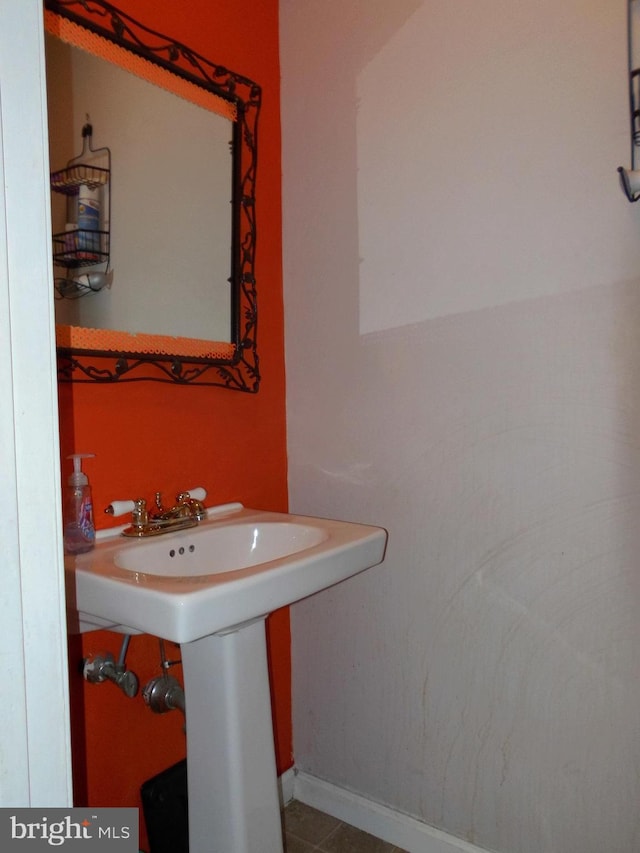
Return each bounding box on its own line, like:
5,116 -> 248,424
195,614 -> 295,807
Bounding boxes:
63,453 -> 96,555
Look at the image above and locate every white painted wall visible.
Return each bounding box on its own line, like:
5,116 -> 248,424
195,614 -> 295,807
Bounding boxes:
281,1 -> 640,851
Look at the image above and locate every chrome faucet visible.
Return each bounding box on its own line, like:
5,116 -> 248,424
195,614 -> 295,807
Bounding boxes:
105,488 -> 207,537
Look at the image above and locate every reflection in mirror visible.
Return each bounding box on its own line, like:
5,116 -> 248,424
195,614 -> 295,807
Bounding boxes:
44,0 -> 261,390
46,34 -> 234,343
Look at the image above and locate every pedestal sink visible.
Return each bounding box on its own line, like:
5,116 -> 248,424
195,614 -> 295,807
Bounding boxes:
65,503 -> 388,853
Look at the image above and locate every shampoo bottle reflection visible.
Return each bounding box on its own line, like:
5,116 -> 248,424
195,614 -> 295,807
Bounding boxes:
63,453 -> 96,555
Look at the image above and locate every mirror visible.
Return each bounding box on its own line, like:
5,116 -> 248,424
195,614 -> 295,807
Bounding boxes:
44,0 -> 261,390
47,35 -> 234,343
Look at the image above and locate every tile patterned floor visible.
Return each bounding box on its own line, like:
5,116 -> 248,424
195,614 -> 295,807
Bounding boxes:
283,800 -> 408,853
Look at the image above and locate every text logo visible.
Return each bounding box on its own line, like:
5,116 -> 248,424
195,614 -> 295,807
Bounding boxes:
1,809 -> 138,851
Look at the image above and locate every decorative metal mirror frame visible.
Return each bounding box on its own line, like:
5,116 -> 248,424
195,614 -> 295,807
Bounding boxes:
45,0 -> 261,391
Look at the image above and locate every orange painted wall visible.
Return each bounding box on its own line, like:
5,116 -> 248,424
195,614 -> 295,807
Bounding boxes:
54,1 -> 287,848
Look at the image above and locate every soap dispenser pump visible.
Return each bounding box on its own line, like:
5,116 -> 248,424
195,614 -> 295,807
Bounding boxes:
63,453 -> 96,555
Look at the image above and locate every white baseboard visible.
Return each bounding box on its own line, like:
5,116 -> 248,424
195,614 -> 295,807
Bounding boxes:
291,770 -> 488,853
278,766 -> 296,807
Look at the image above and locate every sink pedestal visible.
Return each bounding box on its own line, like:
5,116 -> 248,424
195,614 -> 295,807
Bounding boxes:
181,618 -> 283,853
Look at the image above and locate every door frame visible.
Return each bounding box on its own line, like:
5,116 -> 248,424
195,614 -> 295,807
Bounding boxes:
0,0 -> 72,806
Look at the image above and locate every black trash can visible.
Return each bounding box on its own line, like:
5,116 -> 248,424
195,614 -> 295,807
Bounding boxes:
141,759 -> 189,853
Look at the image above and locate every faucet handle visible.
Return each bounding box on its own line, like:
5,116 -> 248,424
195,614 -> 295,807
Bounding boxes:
176,488 -> 207,521
105,499 -> 137,517
105,498 -> 148,528
183,487 -> 207,502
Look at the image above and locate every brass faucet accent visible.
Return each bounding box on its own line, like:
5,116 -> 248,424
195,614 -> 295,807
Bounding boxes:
105,490 -> 207,538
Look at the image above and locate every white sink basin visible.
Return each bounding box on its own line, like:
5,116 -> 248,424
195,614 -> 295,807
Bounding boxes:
65,503 -> 387,643
114,520 -> 329,577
